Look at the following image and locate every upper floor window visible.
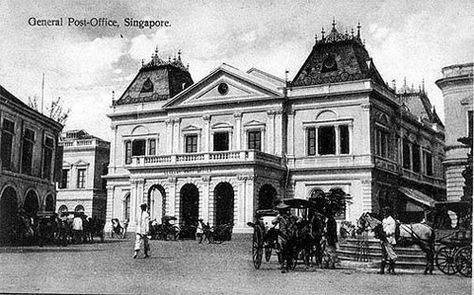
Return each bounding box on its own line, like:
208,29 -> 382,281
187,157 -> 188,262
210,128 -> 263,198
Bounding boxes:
132,139 -> 146,156
60,169 -> 69,189
375,128 -> 390,159
21,128 -> 35,175
1,118 -> 15,170
148,139 -> 156,155
412,144 -> 421,173
213,132 -> 229,151
125,141 -> 132,164
247,130 -> 261,151
77,168 -> 86,188
42,136 -> 54,180
185,134 -> 198,153
468,110 -> 473,138
306,124 -> 350,156
402,138 -> 411,169
423,150 -> 433,176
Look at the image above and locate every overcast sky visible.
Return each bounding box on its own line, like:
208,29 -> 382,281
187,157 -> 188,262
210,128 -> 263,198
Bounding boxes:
1,0 -> 472,141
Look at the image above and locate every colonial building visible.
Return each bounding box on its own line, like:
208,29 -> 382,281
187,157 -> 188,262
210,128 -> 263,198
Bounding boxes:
56,130 -> 110,219
436,63 -> 473,201
105,23 -> 445,233
0,85 -> 63,244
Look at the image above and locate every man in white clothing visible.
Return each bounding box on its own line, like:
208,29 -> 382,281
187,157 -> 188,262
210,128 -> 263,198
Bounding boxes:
379,207 -> 398,274
133,204 -> 150,259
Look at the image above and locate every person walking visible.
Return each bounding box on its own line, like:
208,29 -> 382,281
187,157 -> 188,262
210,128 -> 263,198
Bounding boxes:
72,212 -> 83,244
133,204 -> 150,259
196,219 -> 205,243
325,215 -> 339,268
379,207 -> 398,274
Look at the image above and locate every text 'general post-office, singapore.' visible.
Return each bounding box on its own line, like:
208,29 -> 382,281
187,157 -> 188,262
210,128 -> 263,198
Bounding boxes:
27,17 -> 171,29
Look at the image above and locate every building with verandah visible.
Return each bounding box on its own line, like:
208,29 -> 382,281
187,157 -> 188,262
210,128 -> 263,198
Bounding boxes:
104,22 -> 445,233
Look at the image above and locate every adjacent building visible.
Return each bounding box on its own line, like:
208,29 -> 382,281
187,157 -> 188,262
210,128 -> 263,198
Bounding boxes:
0,85 -> 63,244
105,23 -> 446,233
56,130 -> 110,220
436,63 -> 473,201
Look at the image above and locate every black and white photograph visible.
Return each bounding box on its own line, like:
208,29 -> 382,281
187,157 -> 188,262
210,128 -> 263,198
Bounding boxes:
0,0 -> 472,294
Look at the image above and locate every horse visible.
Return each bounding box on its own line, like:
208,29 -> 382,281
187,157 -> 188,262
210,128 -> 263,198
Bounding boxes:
277,214 -> 299,273
357,212 -> 435,274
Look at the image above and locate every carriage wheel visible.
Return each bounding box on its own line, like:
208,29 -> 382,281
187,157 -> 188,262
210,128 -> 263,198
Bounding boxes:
252,226 -> 263,269
455,246 -> 472,277
265,246 -> 272,262
435,246 -> 458,275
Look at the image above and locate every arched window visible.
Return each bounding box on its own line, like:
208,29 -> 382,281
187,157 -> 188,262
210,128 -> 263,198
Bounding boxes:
123,193 -> 130,221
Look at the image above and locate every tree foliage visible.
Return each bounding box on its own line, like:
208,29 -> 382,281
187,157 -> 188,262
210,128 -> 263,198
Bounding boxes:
28,96 -> 70,125
309,188 -> 347,217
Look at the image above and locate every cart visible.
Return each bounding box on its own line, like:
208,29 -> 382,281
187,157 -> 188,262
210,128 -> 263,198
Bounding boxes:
248,209 -> 279,269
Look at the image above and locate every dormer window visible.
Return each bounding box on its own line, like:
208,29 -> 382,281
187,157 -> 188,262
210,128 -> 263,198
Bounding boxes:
141,78 -> 154,93
321,54 -> 337,73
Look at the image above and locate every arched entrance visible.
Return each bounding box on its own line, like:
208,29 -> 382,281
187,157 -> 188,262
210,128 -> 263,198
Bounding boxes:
0,187 -> 19,244
258,184 -> 277,210
148,185 -> 166,222
58,205 -> 68,215
214,182 -> 234,226
75,205 -> 85,213
45,194 -> 54,212
24,190 -> 39,218
179,184 -> 199,238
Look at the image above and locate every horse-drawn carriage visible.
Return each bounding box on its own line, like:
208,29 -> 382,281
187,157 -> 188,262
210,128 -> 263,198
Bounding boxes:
433,201 -> 472,277
248,198 -> 326,271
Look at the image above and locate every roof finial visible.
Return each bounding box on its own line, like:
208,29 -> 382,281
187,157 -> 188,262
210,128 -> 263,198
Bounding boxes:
186,63 -> 189,70
321,27 -> 325,39
332,17 -> 336,29
357,22 -> 361,39
111,90 -> 115,102
422,78 -> 425,93
177,49 -> 182,61
168,56 -> 171,63
351,28 -> 354,37
314,33 -> 318,43
155,46 -> 159,55
141,59 -> 144,66
403,76 -> 407,89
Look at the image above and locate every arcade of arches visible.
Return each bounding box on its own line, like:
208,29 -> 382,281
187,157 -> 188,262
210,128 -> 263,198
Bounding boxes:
0,186 -> 56,244
148,185 -> 166,222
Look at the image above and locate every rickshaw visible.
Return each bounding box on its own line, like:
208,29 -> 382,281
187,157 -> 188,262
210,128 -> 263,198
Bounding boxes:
433,201 -> 472,277
202,223 -> 233,244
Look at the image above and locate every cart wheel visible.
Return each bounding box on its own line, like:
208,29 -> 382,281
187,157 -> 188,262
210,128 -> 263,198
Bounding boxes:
455,246 -> 472,277
435,246 -> 458,275
265,246 -> 272,262
252,226 -> 263,269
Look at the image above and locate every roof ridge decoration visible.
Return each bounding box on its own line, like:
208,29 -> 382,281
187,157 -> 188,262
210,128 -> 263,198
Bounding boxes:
315,18 -> 363,46
140,46 -> 188,72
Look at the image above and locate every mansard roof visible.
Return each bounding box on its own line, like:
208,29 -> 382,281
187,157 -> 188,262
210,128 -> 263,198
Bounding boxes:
397,85 -> 444,127
291,21 -> 386,88
114,48 -> 193,106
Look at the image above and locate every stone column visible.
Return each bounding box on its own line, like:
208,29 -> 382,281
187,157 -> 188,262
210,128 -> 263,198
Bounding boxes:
335,125 -> 340,155
237,175 -> 247,230
245,176 -> 255,225
288,111 -> 295,156
203,115 -> 211,152
167,177 -> 177,217
234,112 -> 242,150
173,119 -> 181,153
201,175 -> 210,222
274,110 -> 282,155
267,110 -> 276,154
165,119 -> 172,154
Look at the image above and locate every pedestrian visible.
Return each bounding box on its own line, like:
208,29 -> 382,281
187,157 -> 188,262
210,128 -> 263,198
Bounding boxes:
325,215 -> 339,268
133,203 -> 150,259
196,219 -> 206,243
122,218 -> 129,239
72,212 -> 83,244
379,207 -> 398,274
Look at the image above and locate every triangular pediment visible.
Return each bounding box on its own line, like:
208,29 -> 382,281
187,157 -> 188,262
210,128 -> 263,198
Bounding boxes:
182,124 -> 201,132
163,64 -> 283,109
243,120 -> 265,128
